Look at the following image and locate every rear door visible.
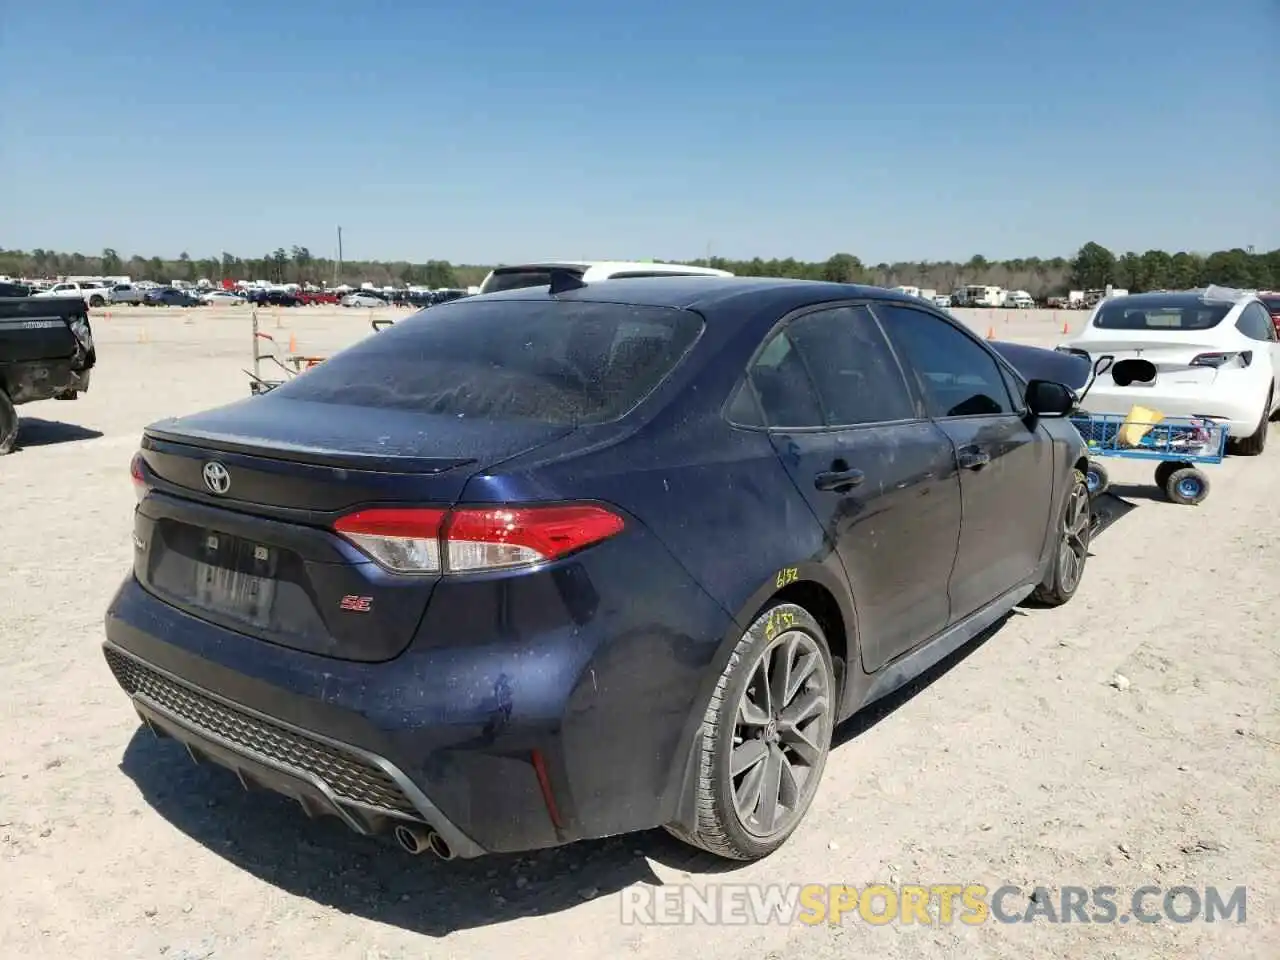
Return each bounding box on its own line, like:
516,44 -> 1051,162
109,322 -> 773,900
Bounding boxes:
738,303 -> 962,672
873,302 -> 1054,622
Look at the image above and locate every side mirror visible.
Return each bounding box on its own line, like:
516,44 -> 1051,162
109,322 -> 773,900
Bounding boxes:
1025,379 -> 1075,417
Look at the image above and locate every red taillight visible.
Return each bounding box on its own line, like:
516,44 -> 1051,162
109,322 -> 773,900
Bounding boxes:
445,505 -> 626,572
130,452 -> 150,502
332,504 -> 624,574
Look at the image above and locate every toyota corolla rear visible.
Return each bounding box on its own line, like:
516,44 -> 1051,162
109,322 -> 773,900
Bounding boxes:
1062,293 -> 1269,436
103,295 -> 738,858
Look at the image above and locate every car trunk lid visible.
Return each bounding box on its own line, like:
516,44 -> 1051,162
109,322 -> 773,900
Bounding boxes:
134,395 -> 574,661
1070,333 -> 1238,387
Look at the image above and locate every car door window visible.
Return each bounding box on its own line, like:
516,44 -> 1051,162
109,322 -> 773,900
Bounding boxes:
738,329 -> 825,428
874,303 -> 1015,419
784,306 -> 917,425
998,361 -> 1028,412
1237,303 -> 1277,342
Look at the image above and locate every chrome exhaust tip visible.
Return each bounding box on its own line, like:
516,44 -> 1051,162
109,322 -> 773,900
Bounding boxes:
394,823 -> 454,860
426,830 -> 455,861
394,823 -> 431,855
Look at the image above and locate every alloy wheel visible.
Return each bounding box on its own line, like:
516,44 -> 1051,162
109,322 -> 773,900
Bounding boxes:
1058,481 -> 1091,593
731,629 -> 832,839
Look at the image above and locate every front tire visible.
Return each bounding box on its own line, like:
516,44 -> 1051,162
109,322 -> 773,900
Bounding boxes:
1032,469 -> 1091,607
667,602 -> 835,861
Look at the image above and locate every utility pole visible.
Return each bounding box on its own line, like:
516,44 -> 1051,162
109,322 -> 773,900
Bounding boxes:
334,226 -> 343,286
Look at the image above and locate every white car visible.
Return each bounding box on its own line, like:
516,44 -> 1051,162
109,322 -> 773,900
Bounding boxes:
201,290 -> 246,305
33,281 -> 111,308
1059,286 -> 1280,455
477,260 -> 733,295
341,292 -> 386,308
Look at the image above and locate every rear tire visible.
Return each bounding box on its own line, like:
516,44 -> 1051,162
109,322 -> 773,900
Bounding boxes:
1032,469 -> 1091,607
1230,393 -> 1270,456
0,390 -> 18,455
666,602 -> 835,861
88,295 -> 105,307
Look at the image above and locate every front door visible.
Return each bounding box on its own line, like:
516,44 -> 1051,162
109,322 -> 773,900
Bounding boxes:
874,303 -> 1055,621
742,304 -> 963,672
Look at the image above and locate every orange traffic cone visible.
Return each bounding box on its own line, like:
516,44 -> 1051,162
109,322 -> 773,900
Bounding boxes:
1062,321 -> 1069,334
986,325 -> 995,340
288,332 -> 297,353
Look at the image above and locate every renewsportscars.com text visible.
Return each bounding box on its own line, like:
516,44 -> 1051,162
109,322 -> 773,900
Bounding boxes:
620,883 -> 1248,926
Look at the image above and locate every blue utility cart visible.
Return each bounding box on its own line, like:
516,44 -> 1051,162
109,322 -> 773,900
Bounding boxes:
1069,412 -> 1229,506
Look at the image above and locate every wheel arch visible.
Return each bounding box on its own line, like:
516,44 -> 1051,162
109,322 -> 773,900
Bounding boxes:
664,562 -> 860,834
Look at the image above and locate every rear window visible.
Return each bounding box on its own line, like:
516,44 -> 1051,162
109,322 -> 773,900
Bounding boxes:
480,268 -> 574,294
1261,296 -> 1280,312
1093,300 -> 1232,331
272,299 -> 704,425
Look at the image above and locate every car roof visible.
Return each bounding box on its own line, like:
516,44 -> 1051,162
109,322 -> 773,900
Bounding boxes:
469,275 -> 926,315
491,260 -> 731,277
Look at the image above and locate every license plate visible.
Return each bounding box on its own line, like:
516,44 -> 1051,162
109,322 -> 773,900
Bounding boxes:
193,533 -> 277,627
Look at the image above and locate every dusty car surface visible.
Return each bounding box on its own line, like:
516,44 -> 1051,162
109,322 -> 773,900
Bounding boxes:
104,276 -> 1090,862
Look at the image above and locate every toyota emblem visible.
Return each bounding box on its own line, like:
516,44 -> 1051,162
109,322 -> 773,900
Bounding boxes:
202,461 -> 231,495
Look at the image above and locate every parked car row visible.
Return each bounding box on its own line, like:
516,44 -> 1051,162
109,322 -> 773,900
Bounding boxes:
342,288 -> 471,308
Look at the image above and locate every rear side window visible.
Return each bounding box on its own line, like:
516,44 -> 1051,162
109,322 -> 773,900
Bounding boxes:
1236,302 -> 1277,342
731,305 -> 916,428
785,306 -> 916,425
1093,300 -> 1231,330
271,299 -> 704,425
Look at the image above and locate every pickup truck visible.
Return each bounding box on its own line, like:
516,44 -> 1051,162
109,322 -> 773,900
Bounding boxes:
33,280 -> 112,308
108,283 -> 148,305
0,297 -> 96,454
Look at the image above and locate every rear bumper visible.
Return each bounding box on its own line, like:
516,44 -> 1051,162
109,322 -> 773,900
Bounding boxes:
1080,381 -> 1266,437
104,546 -> 734,855
106,643 -> 485,857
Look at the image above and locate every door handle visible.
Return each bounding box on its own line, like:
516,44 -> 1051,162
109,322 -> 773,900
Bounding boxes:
957,449 -> 991,470
814,468 -> 865,492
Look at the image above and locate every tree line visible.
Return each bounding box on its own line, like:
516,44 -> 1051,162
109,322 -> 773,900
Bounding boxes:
1,243 -> 1276,298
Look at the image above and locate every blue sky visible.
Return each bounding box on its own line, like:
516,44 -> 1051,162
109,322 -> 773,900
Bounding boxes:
2,0 -> 1277,265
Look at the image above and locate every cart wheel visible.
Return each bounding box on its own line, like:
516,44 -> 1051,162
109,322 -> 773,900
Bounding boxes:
1153,460 -> 1182,490
1165,467 -> 1210,506
1085,460 -> 1110,496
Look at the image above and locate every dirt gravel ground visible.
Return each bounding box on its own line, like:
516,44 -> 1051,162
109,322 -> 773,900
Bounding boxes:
1,303 -> 1276,959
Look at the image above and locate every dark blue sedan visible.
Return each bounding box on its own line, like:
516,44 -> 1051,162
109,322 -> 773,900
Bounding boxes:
105,275 -> 1091,862
145,287 -> 203,307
